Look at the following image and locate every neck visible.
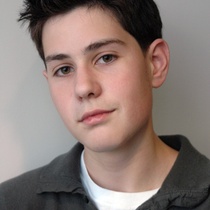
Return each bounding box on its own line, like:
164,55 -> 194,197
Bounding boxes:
83,133 -> 178,192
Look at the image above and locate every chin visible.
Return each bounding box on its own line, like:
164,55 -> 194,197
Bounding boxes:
80,135 -> 128,154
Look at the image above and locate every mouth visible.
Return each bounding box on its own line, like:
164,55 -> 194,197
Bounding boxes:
79,109 -> 115,126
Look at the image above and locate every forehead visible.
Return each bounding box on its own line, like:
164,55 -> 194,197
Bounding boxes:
42,7 -> 132,54
43,7 -> 122,38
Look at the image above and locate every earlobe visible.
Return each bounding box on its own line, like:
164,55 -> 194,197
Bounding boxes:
148,39 -> 170,88
43,70 -> 48,80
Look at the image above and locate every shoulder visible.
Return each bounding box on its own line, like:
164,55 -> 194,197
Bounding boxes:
161,135 -> 210,188
0,166 -> 43,209
0,143 -> 84,208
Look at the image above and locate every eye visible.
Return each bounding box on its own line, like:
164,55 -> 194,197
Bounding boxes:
97,54 -> 117,64
54,66 -> 74,77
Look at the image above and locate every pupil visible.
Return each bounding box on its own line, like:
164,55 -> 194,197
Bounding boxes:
103,55 -> 112,62
62,67 -> 70,74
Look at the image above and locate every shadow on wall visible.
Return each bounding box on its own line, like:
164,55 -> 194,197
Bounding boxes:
153,2 -> 210,158
0,58 -> 76,183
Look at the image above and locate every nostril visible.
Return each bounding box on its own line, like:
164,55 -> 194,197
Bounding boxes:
87,92 -> 95,97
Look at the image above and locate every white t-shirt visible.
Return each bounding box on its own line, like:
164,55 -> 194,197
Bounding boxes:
80,151 -> 159,210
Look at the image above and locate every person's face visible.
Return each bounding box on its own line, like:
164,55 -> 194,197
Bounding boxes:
42,7 -> 156,153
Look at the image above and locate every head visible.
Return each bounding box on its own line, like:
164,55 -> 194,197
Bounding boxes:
18,0 -> 169,153
18,0 -> 162,62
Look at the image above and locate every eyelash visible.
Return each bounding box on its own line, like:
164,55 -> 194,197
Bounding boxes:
53,54 -> 117,77
54,66 -> 74,77
96,54 -> 117,65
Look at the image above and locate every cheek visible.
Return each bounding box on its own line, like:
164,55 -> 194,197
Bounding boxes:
48,83 -> 74,119
49,85 -> 63,108
115,68 -> 151,101
115,69 -> 152,116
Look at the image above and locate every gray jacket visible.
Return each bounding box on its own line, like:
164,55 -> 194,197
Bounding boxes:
0,135 -> 210,209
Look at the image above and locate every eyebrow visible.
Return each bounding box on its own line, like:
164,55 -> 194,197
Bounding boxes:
83,38 -> 125,54
45,53 -> 71,64
45,39 -> 125,64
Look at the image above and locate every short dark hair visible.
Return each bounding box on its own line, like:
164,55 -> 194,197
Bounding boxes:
18,0 -> 162,61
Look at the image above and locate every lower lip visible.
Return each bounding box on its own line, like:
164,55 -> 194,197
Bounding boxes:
82,112 -> 113,126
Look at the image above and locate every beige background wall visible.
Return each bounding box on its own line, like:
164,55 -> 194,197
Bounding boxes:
0,0 -> 210,183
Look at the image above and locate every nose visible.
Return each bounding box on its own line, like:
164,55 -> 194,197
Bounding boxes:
74,67 -> 102,100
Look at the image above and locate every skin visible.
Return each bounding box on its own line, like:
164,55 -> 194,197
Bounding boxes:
43,7 -> 178,192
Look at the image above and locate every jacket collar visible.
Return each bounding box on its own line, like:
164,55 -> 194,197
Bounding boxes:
36,143 -> 85,194
161,135 -> 210,190
36,135 -> 210,208
141,135 -> 210,209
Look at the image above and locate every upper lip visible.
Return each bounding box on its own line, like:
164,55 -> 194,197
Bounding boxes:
79,109 -> 114,122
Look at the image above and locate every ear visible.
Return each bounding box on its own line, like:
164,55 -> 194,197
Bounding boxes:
147,39 -> 170,88
43,70 -> 48,80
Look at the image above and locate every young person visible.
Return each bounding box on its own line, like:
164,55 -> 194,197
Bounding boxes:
0,0 -> 210,209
